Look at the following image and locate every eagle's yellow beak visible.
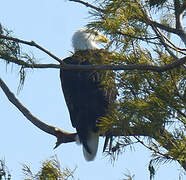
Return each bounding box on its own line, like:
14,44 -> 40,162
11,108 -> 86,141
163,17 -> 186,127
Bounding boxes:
95,34 -> 108,44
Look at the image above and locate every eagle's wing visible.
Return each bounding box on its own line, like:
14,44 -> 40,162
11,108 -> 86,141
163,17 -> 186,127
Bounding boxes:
60,50 -> 116,130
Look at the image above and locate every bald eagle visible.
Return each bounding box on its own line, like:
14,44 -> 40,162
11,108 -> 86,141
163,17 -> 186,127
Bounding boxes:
60,28 -> 116,161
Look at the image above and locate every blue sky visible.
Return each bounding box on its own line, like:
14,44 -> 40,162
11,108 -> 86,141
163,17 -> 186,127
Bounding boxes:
0,0 -> 185,179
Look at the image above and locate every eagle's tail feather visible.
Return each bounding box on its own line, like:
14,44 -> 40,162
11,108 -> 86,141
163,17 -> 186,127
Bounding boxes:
75,130 -> 99,161
83,131 -> 99,161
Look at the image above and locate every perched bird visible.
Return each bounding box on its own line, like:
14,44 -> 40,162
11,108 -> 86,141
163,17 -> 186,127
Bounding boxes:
60,28 -> 117,161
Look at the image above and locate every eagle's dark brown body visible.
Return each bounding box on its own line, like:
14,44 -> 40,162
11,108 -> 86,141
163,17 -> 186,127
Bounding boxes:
60,49 -> 117,160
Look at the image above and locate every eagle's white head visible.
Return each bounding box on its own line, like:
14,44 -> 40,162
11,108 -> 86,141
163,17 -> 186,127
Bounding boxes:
72,28 -> 108,51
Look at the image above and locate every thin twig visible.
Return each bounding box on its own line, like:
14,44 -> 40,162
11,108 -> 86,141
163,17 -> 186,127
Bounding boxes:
134,136 -> 174,160
155,27 -> 186,57
150,22 -> 179,60
157,30 -> 186,53
116,30 -> 160,44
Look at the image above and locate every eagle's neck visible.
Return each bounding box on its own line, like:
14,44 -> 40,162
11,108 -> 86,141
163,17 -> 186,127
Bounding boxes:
72,34 -> 99,51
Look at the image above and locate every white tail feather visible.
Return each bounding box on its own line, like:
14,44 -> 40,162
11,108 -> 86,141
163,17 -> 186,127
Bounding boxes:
75,134 -> 81,145
83,131 -> 99,161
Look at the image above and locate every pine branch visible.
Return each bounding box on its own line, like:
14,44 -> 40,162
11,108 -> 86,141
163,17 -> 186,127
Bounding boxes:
0,54 -> 60,69
1,35 -> 185,72
2,54 -> 186,71
0,34 -> 62,63
60,56 -> 186,72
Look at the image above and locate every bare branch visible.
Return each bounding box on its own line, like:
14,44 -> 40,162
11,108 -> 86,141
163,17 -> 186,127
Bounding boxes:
149,21 -> 182,61
147,18 -> 186,47
174,0 -> 182,30
0,34 -> 62,63
148,20 -> 180,34
0,76 -> 76,147
68,0 -> 105,13
173,0 -> 186,46
156,30 -> 186,53
180,1 -> 186,14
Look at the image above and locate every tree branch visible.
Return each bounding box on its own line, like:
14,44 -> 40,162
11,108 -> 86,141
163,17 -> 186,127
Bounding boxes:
0,76 -> 157,147
150,24 -> 180,60
180,1 -> 186,14
174,0 -> 182,30
0,76 -> 76,147
68,0 -> 105,13
60,56 -> 186,72
147,19 -> 186,46
0,34 -> 62,63
174,0 -> 186,46
1,34 -> 185,72
148,20 -> 181,35
0,75 -> 185,169
0,54 -> 60,69
1,52 -> 185,72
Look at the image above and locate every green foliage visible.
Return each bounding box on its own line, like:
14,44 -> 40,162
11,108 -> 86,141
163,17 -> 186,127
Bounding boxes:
22,156 -> 76,180
0,25 -> 21,71
88,0 -> 186,172
0,24 -> 36,91
0,0 -> 185,178
89,0 -> 150,51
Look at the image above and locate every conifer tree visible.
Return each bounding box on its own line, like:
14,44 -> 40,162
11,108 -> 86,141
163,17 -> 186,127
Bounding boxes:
0,0 -> 185,178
